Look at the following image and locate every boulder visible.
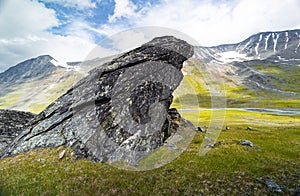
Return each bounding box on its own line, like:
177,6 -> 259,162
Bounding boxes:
239,140 -> 254,147
1,36 -> 194,165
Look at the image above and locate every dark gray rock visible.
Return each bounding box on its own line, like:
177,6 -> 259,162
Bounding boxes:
1,36 -> 194,165
239,140 -> 254,147
0,109 -> 35,150
257,178 -> 286,193
195,126 -> 207,133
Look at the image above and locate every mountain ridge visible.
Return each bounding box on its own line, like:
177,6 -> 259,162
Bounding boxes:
0,55 -> 57,84
196,29 -> 300,64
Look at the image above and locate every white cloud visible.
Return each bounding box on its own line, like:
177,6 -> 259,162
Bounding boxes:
1,0 -> 300,71
0,0 -> 96,71
97,26 -> 199,53
109,0 -> 137,22
0,0 -> 59,39
40,0 -> 97,10
106,0 -> 300,46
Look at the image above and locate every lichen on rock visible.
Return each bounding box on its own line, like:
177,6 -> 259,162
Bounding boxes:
0,109 -> 35,150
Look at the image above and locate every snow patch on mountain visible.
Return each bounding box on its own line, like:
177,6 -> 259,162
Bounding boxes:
216,51 -> 253,63
50,59 -> 79,71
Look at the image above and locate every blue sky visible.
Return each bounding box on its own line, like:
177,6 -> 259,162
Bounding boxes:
1,0 -> 300,71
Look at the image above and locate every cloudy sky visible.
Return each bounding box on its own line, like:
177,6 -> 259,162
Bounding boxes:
1,0 -> 300,71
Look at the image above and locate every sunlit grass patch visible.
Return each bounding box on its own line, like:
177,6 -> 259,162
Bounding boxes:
0,93 -> 22,109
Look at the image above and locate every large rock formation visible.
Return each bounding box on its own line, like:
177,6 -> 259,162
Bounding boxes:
1,36 -> 194,165
0,109 -> 35,150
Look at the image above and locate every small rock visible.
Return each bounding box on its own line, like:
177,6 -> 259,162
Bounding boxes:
264,180 -> 284,192
239,140 -> 254,147
196,126 -> 203,132
195,126 -> 207,132
162,169 -> 172,175
164,142 -> 177,149
247,126 -> 253,130
37,158 -> 45,162
204,143 -> 215,148
58,149 -> 66,160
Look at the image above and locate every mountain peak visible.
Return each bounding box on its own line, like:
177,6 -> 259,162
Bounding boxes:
36,54 -> 54,60
0,55 -> 57,84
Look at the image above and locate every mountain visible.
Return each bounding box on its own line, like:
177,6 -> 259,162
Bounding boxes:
0,29 -> 299,112
0,55 -> 57,84
0,55 -> 83,113
196,29 -> 300,64
0,53 -> 119,113
170,29 -> 300,109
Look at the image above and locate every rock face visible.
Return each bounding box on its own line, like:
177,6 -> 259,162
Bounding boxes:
0,109 -> 35,150
1,36 -> 194,165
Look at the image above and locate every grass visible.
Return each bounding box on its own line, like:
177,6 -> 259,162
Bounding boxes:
0,93 -> 22,109
0,110 -> 299,195
172,60 -> 300,109
252,63 -> 300,94
28,103 -> 48,114
46,73 -> 80,103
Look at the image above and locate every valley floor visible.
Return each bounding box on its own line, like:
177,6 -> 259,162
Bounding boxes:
0,109 -> 299,195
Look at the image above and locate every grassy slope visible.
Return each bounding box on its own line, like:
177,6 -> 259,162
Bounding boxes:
0,111 -> 299,195
173,61 -> 300,109
0,70 -> 81,114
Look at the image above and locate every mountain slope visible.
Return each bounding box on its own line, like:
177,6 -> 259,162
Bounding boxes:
0,55 -> 83,113
0,54 -> 119,113
196,29 -> 300,63
0,55 -> 57,84
175,29 -> 300,109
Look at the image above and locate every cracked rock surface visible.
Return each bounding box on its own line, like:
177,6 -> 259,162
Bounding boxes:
1,36 -> 194,165
0,109 -> 35,150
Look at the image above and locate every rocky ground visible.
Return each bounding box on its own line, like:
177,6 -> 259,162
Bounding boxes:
0,109 -> 35,150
